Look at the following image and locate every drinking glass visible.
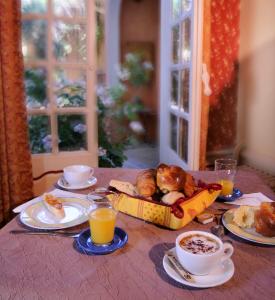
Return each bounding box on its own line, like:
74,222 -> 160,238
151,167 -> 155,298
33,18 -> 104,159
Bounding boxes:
214,158 -> 237,197
86,193 -> 118,246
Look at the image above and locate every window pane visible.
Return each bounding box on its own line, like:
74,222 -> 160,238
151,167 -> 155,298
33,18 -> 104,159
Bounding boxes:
182,0 -> 192,13
22,0 -> 47,14
181,18 -> 191,62
53,22 -> 87,61
53,0 -> 86,17
25,68 -> 48,109
172,25 -> 180,64
171,71 -> 179,106
58,114 -> 87,151
170,114 -> 177,152
179,118 -> 188,162
22,20 -> 47,60
54,68 -> 86,107
172,0 -> 181,19
28,115 -> 51,154
96,11 -> 106,72
180,69 -> 189,112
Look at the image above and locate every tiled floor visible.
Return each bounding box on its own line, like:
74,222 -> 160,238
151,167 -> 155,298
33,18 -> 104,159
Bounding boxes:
123,144 -> 159,169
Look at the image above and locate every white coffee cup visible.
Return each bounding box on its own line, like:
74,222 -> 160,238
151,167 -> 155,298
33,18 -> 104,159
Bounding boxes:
175,230 -> 234,275
63,165 -> 94,186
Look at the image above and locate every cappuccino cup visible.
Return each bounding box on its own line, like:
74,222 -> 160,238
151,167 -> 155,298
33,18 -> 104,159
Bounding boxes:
63,165 -> 94,186
176,230 -> 233,275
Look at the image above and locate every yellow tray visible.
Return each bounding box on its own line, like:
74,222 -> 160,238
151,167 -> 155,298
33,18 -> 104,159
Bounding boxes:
109,188 -> 221,230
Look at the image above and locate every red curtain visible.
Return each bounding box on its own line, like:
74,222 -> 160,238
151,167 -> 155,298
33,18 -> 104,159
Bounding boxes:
200,0 -> 240,169
0,0 -> 33,225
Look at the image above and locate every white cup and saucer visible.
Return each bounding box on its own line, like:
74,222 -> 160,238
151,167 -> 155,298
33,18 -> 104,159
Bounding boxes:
163,230 -> 235,288
58,165 -> 97,190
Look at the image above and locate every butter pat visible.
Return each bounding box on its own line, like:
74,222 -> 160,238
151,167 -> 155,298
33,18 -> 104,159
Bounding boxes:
196,213 -> 214,224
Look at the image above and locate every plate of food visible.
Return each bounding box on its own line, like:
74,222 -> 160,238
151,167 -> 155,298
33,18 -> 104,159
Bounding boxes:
222,202 -> 275,245
20,194 -> 90,230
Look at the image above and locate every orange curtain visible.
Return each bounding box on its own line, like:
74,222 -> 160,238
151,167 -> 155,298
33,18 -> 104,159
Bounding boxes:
0,0 -> 33,225
199,0 -> 240,169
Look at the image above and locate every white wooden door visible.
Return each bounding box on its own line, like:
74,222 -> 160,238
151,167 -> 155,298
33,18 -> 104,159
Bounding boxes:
21,0 -> 98,178
159,0 -> 203,170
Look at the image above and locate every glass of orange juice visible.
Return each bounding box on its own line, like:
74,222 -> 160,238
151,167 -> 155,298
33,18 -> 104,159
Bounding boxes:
214,158 -> 237,197
87,193 -> 118,246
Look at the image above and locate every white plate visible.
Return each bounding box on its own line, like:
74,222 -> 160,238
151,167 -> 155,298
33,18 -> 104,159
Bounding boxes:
57,176 -> 97,190
163,248 -> 234,288
222,209 -> 275,245
20,197 -> 90,230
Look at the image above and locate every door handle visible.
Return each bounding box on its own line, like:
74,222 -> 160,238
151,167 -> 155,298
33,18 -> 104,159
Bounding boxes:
202,63 -> 212,96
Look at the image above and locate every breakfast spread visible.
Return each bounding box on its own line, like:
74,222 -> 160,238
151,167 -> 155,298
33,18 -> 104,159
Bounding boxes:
232,202 -> 275,237
43,193 -> 65,219
108,163 -> 221,229
109,163 -> 198,205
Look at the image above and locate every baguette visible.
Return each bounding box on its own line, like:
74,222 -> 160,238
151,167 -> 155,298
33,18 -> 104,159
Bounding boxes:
109,180 -> 137,196
43,193 -> 65,219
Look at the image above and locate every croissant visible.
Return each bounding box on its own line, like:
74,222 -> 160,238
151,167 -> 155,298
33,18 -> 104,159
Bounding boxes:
136,169 -> 157,197
156,163 -> 186,193
183,173 -> 196,197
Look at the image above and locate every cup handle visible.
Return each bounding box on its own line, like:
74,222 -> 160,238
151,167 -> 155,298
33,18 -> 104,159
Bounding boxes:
89,168 -> 94,178
221,242 -> 234,262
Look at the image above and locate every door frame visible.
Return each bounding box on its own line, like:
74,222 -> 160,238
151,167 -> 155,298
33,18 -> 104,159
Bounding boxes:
159,0 -> 204,170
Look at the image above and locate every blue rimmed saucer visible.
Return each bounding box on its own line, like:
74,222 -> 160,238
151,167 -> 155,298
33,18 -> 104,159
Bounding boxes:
217,188 -> 243,202
74,227 -> 128,255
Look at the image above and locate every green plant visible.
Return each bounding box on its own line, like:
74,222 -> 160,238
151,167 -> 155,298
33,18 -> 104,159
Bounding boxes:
97,52 -> 153,167
24,52 -> 153,166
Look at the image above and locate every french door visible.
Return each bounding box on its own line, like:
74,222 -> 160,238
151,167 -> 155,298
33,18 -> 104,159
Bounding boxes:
159,0 -> 203,170
21,0 -> 98,178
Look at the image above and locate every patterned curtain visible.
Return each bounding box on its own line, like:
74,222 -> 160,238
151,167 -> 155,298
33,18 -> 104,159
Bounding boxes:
0,0 -> 33,225
200,0 -> 240,169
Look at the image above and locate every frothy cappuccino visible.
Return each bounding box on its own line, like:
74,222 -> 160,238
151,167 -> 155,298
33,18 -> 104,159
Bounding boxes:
179,234 -> 220,254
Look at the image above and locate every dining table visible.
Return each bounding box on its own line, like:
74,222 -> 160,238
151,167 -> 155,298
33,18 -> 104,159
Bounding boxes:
0,168 -> 274,300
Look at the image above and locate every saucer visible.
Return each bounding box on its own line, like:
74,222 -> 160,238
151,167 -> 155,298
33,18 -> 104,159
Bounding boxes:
217,188 -> 243,202
163,248 -> 234,288
57,176 -> 97,190
75,227 -> 128,255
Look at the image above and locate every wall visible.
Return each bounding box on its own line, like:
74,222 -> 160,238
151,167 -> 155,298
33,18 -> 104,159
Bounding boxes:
120,0 -> 159,143
238,0 -> 275,175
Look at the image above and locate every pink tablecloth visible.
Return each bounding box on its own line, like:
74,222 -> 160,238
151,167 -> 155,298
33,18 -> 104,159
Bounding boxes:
0,168 -> 274,299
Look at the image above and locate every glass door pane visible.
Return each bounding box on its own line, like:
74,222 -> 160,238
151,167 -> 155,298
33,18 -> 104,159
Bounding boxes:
170,4 -> 192,160
160,0 -> 201,169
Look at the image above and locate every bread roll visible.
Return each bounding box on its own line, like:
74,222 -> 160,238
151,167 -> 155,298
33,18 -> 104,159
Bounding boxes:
233,206 -> 257,228
156,164 -> 186,193
136,169 -> 157,197
43,194 -> 65,219
255,202 -> 275,237
161,191 -> 185,205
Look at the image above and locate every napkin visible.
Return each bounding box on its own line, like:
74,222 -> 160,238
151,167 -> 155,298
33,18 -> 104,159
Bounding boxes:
225,192 -> 274,206
13,189 -> 89,213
